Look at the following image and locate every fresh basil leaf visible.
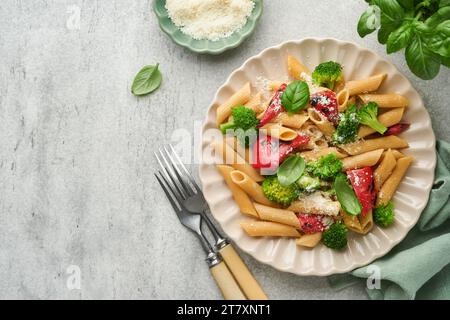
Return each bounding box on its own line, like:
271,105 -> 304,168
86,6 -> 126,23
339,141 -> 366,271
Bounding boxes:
377,12 -> 402,44
373,0 -> 405,21
281,80 -> 310,113
277,155 -> 305,186
334,174 -> 362,216
440,0 -> 450,8
131,64 -> 162,96
425,6 -> 450,28
427,21 -> 450,57
387,22 -> 414,53
397,0 -> 414,9
406,36 -> 441,79
441,55 -> 450,67
358,6 -> 380,37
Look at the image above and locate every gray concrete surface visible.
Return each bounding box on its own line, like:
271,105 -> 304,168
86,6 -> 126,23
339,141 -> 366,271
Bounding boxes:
0,0 -> 448,300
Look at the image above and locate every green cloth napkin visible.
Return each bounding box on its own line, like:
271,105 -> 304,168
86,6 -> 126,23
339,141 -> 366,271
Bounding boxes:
329,140 -> 450,300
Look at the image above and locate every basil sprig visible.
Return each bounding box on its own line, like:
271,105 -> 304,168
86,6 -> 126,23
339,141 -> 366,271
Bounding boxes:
277,155 -> 305,186
357,0 -> 450,80
131,63 -> 162,96
334,173 -> 362,216
281,80 -> 310,113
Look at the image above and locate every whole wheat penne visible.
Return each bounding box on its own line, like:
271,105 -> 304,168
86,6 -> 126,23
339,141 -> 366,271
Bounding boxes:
216,165 -> 258,218
296,233 -> 322,248
245,92 -> 264,114
358,93 -> 409,108
336,88 -> 350,112
230,170 -> 275,206
240,220 -> 301,237
275,112 -> 309,129
261,123 -> 298,141
308,108 -> 335,138
213,140 -> 263,182
341,136 -> 408,156
376,156 -> 413,206
216,83 -> 251,126
287,55 -> 310,79
288,193 -> 340,216
358,108 -> 405,138
342,149 -> 384,171
345,73 -> 387,95
254,203 -> 300,228
300,147 -> 348,161
341,210 -> 363,234
359,210 -> 374,234
374,149 -> 397,191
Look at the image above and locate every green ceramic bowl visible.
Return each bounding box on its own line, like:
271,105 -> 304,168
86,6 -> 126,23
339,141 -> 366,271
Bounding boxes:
153,0 -> 263,55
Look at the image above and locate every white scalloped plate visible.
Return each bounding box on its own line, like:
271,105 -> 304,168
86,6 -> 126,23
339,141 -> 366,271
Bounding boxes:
199,38 -> 436,275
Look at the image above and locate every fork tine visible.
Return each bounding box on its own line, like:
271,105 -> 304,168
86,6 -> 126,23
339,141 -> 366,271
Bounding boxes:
155,172 -> 181,212
156,149 -> 188,199
168,144 -> 202,193
164,145 -> 195,196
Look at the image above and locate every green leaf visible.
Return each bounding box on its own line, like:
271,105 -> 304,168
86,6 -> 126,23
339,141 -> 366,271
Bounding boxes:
378,15 -> 402,44
440,0 -> 450,8
441,55 -> 450,67
427,21 -> 450,57
280,80 -> 310,113
334,174 -> 362,216
373,0 -> 405,21
406,36 -> 441,79
358,6 -> 380,37
397,0 -> 414,9
386,22 -> 414,53
277,155 -> 305,187
131,64 -> 162,96
425,6 -> 450,28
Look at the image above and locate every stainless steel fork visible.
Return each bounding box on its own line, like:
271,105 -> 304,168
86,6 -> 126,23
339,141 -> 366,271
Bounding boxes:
156,145 -> 267,300
155,156 -> 245,300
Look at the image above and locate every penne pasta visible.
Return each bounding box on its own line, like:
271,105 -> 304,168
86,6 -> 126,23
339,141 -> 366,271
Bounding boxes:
345,73 -> 387,96
336,88 -> 350,112
296,233 -> 322,248
376,156 -> 413,206
308,108 -> 335,138
300,147 -> 347,161
341,210 -> 363,234
244,91 -> 265,114
374,149 -> 397,191
240,220 -> 301,237
216,83 -> 251,126
334,76 -> 346,93
269,81 -> 285,91
358,108 -> 405,138
224,136 -> 251,164
287,55 -> 310,79
216,165 -> 258,218
275,112 -> 309,129
342,149 -> 384,171
213,140 -> 263,182
341,136 -> 408,156
288,192 -> 340,216
359,210 -> 374,234
254,203 -> 300,228
230,170 -> 275,206
358,93 -> 409,108
261,123 -> 298,141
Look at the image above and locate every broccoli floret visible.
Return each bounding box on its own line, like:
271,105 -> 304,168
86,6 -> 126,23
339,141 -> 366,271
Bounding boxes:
262,176 -> 300,206
306,153 -> 343,180
219,106 -> 259,147
296,173 -> 321,192
332,104 -> 360,144
322,222 -> 348,250
358,102 -> 387,134
374,201 -> 395,227
312,61 -> 343,90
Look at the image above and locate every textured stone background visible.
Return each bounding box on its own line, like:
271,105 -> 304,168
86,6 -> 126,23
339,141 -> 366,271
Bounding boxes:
0,0 -> 448,299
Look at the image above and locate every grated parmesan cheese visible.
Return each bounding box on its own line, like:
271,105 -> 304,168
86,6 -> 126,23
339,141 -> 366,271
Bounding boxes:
165,0 -> 255,41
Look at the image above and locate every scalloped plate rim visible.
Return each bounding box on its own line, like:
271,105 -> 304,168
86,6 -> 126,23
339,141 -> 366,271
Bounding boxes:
199,38 -> 436,276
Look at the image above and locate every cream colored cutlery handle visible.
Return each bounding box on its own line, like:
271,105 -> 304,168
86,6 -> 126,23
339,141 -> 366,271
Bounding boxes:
219,244 -> 268,300
210,261 -> 246,300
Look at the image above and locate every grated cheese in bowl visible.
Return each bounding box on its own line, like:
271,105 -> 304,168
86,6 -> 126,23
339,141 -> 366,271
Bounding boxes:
165,0 -> 255,41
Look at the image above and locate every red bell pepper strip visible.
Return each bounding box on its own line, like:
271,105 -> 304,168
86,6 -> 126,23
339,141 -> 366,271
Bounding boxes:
346,167 -> 375,216
310,90 -> 339,125
298,213 -> 334,234
385,123 -> 410,136
252,134 -> 310,169
257,83 -> 287,128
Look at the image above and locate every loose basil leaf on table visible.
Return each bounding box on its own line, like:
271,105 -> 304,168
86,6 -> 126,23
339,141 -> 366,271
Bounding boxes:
131,63 -> 162,96
358,5 -> 379,37
441,55 -> 450,67
406,36 -> 441,80
280,80 -> 310,114
334,173 -> 362,216
277,155 -> 305,187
